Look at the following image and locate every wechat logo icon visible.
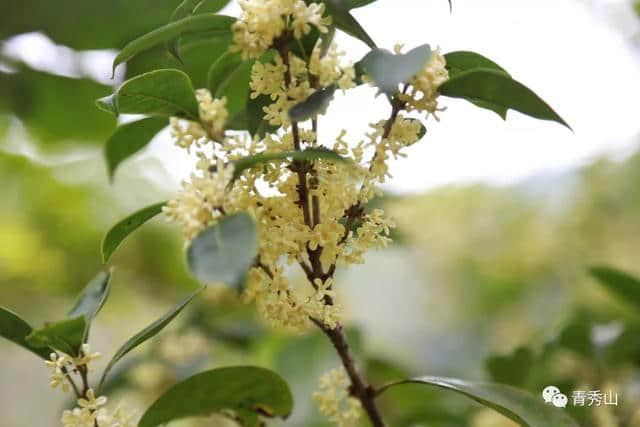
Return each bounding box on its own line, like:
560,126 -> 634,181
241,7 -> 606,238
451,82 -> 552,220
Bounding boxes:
543,385 -> 568,408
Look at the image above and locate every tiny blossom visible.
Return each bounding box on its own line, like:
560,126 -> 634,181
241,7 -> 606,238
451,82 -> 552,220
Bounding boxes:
196,89 -> 228,140
46,352 -> 73,392
77,389 -> 108,412
313,367 -> 362,426
61,407 -> 98,427
398,47 -> 449,117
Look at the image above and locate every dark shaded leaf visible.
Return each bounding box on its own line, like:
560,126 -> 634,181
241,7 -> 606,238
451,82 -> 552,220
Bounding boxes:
102,202 -> 165,263
186,213 -> 258,289
590,266 -> 640,310
359,45 -> 432,96
439,69 -> 571,129
378,376 -> 579,427
104,117 -> 168,180
207,51 -> 244,96
138,366 -> 293,427
26,316 -> 87,357
98,288 -> 201,388
289,85 -> 337,121
486,347 -> 533,387
247,94 -> 278,138
112,14 -> 235,74
0,306 -> 51,359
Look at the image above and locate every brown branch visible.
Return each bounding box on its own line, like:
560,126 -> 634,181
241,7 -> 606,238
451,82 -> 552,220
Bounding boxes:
311,318 -> 387,427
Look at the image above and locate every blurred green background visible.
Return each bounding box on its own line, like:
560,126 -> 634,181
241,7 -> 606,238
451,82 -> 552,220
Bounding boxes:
2,1 -> 640,427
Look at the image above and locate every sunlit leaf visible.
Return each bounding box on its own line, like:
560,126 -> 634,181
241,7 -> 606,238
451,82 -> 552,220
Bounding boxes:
98,288 -> 201,388
112,13 -> 235,74
378,376 -> 579,427
102,202 -> 165,263
359,44 -> 432,96
289,85 -> 337,121
138,366 -> 293,427
104,117 -> 168,180
0,306 -> 51,359
439,69 -> 571,129
590,266 -> 640,310
26,316 -> 87,357
186,213 -> 258,289
110,69 -> 199,120
207,51 -> 244,97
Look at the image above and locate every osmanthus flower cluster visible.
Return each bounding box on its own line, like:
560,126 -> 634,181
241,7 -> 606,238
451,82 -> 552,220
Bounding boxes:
45,344 -> 136,427
0,1 -> 573,427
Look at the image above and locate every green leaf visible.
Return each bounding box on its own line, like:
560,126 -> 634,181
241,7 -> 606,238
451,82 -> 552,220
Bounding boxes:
323,0 -> 376,48
247,94 -> 278,138
104,117 -> 168,180
102,202 -> 165,264
0,306 -> 51,359
98,288 -> 201,389
444,51 -> 509,78
289,84 -> 337,122
167,0 -> 232,61
186,213 -> 259,289
233,149 -> 347,180
486,347 -> 533,387
96,94 -> 118,115
346,0 -> 377,9
207,51 -> 244,97
112,13 -> 235,74
444,51 -> 510,119
138,366 -> 293,427
26,316 -> 87,357
113,69 -> 199,120
439,69 -> 571,129
590,266 -> 640,310
379,376 -> 579,427
359,44 -> 432,96
68,271 -> 112,325
557,315 -> 594,357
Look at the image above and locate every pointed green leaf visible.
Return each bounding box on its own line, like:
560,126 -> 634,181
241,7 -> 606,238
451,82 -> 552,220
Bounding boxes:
289,84 -> 337,122
112,13 -> 235,74
444,51 -> 510,119
115,69 -> 199,120
439,69 -> 571,129
104,117 -> 168,180
590,266 -> 640,310
102,202 -> 165,264
0,306 -> 51,359
68,271 -> 112,323
98,288 -> 201,389
247,94 -> 279,138
379,376 -> 579,427
187,213 -> 258,289
359,44 -> 432,96
96,94 -> 118,115
26,316 -> 87,357
138,366 -> 293,427
444,51 -> 509,78
167,1 -> 232,61
324,0 -> 376,48
233,149 -> 347,180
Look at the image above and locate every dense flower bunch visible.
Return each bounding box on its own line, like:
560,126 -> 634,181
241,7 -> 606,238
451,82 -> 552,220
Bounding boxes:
162,0 -> 449,423
313,367 -> 363,426
45,344 -> 136,427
